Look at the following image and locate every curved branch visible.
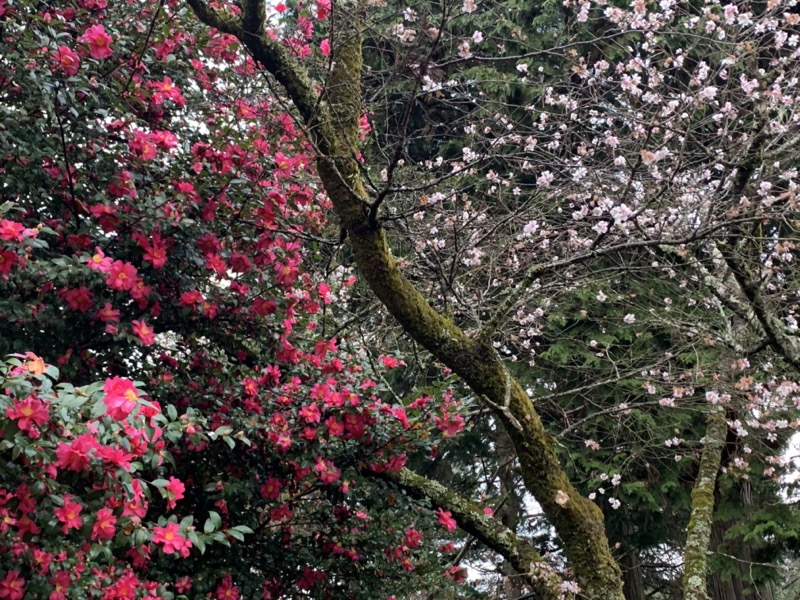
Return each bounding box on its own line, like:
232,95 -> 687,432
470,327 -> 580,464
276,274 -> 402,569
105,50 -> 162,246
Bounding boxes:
376,467 -> 561,600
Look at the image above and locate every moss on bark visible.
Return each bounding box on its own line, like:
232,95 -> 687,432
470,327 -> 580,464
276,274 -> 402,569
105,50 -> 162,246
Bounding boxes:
376,467 -> 561,600
186,2 -> 625,597
683,404 -> 727,600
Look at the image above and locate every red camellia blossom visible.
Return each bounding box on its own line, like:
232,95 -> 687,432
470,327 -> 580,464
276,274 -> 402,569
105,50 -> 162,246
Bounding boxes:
434,413 -> 465,438
180,290 -> 204,306
164,477 -> 185,510
55,433 -> 99,471
444,565 -> 467,583
259,477 -> 282,500
50,45 -> 80,76
105,260 -> 137,291
148,76 -> 186,107
62,286 -> 93,313
0,509 -> 17,534
297,567 -> 325,591
313,457 -> 340,484
132,320 -> 156,346
78,24 -> 113,59
54,497 -> 83,533
86,247 -> 112,272
128,130 -> 157,160
316,0 -> 331,20
436,507 -> 457,532
0,570 -> 25,600
320,38 -> 331,57
30,549 -> 51,575
6,396 -> 49,435
215,575 -> 240,600
404,528 -> 423,548
95,302 -> 120,323
48,571 -> 70,600
0,250 -> 18,279
96,444 -> 133,471
228,252 -> 251,273
103,571 -> 141,599
79,0 -> 108,9
0,219 -> 25,242
91,507 -> 117,540
379,355 -> 405,369
252,297 -> 276,316
175,577 -> 192,594
142,239 -> 168,269
298,403 -> 321,424
102,377 -> 139,420
151,522 -> 192,556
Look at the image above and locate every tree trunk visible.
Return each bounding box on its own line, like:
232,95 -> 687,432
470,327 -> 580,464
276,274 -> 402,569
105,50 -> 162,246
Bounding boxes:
710,481 -> 775,600
684,404 -> 727,600
186,2 -> 626,597
620,521 -> 646,600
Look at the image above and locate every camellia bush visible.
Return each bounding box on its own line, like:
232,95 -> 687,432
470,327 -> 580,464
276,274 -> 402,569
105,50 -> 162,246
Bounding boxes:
0,350 -> 468,599
0,352 -> 220,598
4,0 -> 800,598
0,0 -> 477,598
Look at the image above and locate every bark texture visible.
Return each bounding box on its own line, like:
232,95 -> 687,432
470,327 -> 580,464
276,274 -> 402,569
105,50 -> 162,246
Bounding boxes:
684,404 -> 727,600
379,467 -> 561,600
185,2 -> 624,598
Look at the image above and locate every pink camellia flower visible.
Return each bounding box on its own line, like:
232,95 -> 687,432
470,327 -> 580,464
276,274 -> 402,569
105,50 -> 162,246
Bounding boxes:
96,444 -> 133,471
51,45 -> 80,76
54,497 -> 83,533
105,260 -> 137,290
0,219 -> 26,242
6,395 -> 49,434
78,24 -> 113,60
55,433 -> 99,471
175,577 -> 192,594
103,376 -> 140,420
151,522 -> 192,556
87,247 -> 112,272
316,0 -> 331,19
0,570 -> 25,600
0,249 -> 17,279
143,239 -> 168,269
404,528 -> 423,548
298,403 -> 321,424
313,457 -> 341,484
132,320 -> 155,346
320,38 -> 331,57
436,507 -> 457,531
95,302 -> 120,324
164,476 -> 185,510
259,477 -> 282,500
91,507 -> 117,540
79,0 -> 108,8
445,565 -> 466,583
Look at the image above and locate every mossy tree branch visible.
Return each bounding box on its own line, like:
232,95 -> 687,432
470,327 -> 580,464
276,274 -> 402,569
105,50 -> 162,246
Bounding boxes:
185,2 -> 624,597
376,467 -> 562,600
